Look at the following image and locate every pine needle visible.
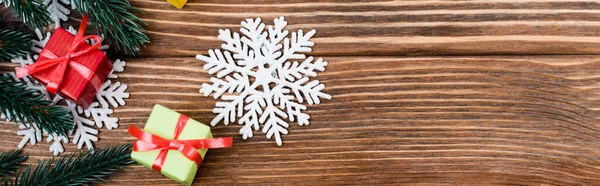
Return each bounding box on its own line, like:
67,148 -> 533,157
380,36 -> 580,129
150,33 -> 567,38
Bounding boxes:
73,0 -> 149,55
5,144 -> 134,186
0,150 -> 27,178
0,29 -> 32,61
0,74 -> 73,137
2,0 -> 51,29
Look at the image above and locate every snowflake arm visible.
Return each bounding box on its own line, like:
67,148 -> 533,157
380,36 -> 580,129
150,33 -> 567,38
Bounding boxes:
239,18 -> 267,61
275,77 -> 331,105
11,55 -> 35,66
211,95 -> 244,126
217,29 -> 256,68
260,102 -> 289,146
72,120 -> 98,150
31,29 -> 50,54
84,102 -> 118,130
72,116 -> 98,150
197,49 -> 254,77
17,124 -> 42,149
272,86 -> 310,125
276,29 -> 316,64
108,59 -> 126,79
46,133 -> 68,156
69,0 -> 76,9
200,73 -> 249,99
66,101 -> 98,150
96,80 -> 129,108
44,0 -> 71,28
262,16 -> 288,62
278,56 -> 328,82
238,93 -> 266,139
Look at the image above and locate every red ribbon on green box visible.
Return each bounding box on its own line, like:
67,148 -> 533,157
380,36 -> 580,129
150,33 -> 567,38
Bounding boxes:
129,114 -> 232,172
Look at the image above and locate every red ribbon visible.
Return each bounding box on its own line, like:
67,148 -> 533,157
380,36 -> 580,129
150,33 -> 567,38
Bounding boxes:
128,115 -> 233,172
15,13 -> 102,94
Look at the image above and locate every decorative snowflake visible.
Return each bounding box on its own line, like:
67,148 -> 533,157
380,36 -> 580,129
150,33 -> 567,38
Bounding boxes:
3,27 -> 129,156
196,16 -> 331,146
44,0 -> 71,28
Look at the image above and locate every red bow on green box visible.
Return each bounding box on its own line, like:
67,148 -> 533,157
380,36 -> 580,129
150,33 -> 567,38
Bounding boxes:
129,114 -> 233,172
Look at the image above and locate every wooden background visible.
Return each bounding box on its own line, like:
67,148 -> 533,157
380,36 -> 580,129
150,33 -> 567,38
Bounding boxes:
2,0 -> 600,185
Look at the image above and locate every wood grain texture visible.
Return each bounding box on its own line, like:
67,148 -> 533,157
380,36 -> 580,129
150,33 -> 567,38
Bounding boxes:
1,0 -> 600,185
132,0 -> 600,57
5,1 -> 600,57
2,56 -> 600,185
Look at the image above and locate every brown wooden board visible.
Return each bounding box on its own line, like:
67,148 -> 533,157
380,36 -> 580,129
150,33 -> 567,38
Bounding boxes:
1,0 -> 600,185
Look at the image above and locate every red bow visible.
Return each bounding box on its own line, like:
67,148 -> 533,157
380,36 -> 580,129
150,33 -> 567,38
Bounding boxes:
15,13 -> 102,94
128,115 -> 233,172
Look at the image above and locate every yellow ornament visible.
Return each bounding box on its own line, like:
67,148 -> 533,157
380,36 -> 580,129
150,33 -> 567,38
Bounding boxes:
167,0 -> 187,9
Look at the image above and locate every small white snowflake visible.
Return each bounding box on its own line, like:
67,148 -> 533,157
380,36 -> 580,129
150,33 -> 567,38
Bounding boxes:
4,26 -> 129,155
197,16 -> 331,146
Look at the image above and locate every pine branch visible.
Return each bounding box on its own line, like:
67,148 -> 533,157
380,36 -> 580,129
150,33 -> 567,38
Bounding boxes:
0,150 -> 27,178
0,29 -> 32,61
4,144 -> 134,186
2,0 -> 51,29
73,0 -> 149,55
0,74 -> 73,136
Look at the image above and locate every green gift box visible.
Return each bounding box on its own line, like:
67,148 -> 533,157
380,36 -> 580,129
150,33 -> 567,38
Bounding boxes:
130,104 -> 232,186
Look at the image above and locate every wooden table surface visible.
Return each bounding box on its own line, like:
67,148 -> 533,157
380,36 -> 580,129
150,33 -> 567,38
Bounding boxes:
2,0 -> 600,185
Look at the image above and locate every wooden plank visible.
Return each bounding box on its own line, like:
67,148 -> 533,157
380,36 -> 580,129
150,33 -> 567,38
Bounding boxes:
133,0 -> 600,56
1,56 -> 599,185
4,1 -> 600,57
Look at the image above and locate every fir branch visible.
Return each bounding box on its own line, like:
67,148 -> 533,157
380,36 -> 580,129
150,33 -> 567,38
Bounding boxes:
73,0 -> 149,55
0,150 -> 27,178
0,74 -> 73,136
2,0 -> 51,29
5,144 -> 134,186
0,29 -> 32,61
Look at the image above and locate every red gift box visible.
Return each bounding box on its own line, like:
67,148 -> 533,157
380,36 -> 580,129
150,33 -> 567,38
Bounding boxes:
16,14 -> 112,108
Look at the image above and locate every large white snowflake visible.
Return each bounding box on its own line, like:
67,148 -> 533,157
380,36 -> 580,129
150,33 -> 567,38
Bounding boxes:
3,27 -> 129,156
197,16 -> 331,146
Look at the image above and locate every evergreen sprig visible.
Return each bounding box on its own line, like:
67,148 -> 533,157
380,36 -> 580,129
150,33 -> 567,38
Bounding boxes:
4,144 -> 134,186
0,150 -> 27,178
0,29 -> 32,61
0,74 -> 73,136
73,0 -> 149,55
2,0 -> 51,29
